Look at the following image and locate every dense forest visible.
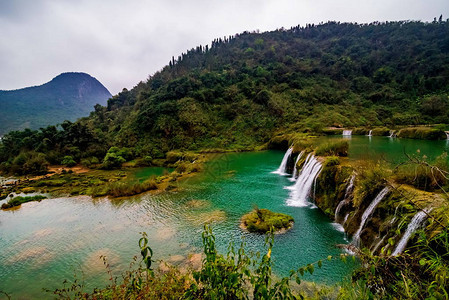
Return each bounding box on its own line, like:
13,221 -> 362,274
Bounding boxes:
1,20 -> 449,174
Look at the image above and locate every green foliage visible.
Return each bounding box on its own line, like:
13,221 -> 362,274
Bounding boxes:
1,195 -> 47,209
80,157 -> 100,168
349,228 -> 449,299
1,151 -> 49,175
324,156 -> 340,167
397,127 -> 446,140
102,147 -> 127,169
185,225 -> 301,299
103,179 -> 158,197
61,155 -> 76,167
353,162 -> 389,207
241,208 -> 294,233
2,21 -> 449,174
393,153 -> 449,191
315,140 -> 349,157
371,127 -> 391,136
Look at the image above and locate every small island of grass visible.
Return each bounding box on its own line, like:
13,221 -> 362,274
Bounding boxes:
1,195 -> 47,209
241,208 -> 294,233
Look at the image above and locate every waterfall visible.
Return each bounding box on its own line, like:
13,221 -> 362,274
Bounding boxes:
352,187 -> 390,247
445,131 -> 449,140
342,130 -> 352,136
290,151 -> 305,181
335,175 -> 355,222
367,130 -> 372,137
389,130 -> 396,138
392,209 -> 429,256
273,147 -> 293,175
286,154 -> 322,207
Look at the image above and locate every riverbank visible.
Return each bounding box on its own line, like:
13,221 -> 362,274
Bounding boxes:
0,152 -> 212,207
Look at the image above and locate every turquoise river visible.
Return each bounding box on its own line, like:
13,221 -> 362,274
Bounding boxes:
0,136 -> 448,298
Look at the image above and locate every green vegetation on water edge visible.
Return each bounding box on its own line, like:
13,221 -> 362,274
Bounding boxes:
40,223 -> 449,299
1,195 -> 47,209
241,208 -> 294,233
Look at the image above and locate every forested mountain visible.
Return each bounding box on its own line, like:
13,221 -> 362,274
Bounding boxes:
0,72 -> 111,135
1,20 -> 449,172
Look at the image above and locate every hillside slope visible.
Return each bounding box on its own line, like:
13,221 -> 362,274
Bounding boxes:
0,72 -> 111,135
0,21 -> 448,170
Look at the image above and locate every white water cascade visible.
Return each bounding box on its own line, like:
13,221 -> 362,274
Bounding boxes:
367,130 -> 372,137
389,130 -> 396,138
273,147 -> 293,175
392,209 -> 430,256
342,130 -> 352,136
352,187 -> 390,247
286,154 -> 323,207
290,151 -> 305,181
445,131 -> 449,140
335,175 -> 355,223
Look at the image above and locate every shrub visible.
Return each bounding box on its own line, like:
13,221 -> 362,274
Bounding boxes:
102,151 -> 126,170
81,157 -> 100,168
61,156 -> 76,167
241,208 -> 294,233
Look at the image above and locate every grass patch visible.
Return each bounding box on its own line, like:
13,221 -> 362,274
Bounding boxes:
397,127 -> 446,140
1,195 -> 47,209
241,208 -> 294,233
103,179 -> 159,197
371,127 -> 390,136
315,140 -> 349,157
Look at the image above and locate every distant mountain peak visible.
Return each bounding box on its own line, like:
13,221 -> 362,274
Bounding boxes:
0,72 -> 112,135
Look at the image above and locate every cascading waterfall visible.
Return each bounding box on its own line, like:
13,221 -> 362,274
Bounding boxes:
389,130 -> 396,138
351,187 -> 390,247
342,130 -> 352,136
273,147 -> 293,175
286,154 -> 322,207
335,175 -> 355,223
367,130 -> 372,137
392,209 -> 430,256
445,131 -> 449,140
290,151 -> 305,181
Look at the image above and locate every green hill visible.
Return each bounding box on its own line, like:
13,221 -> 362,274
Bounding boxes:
0,72 -> 111,135
1,20 -> 449,171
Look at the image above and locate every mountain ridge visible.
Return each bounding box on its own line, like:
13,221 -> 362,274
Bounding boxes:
0,72 -> 111,135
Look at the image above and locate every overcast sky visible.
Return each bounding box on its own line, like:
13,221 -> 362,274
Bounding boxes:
0,0 -> 448,95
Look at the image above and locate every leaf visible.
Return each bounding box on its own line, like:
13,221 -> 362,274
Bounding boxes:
307,264 -> 314,275
419,259 -> 426,266
298,267 -> 304,276
388,238 -> 395,246
317,260 -> 322,268
327,255 -> 332,261
295,276 -> 301,285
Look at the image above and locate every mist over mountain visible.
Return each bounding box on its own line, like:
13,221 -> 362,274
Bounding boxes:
0,72 -> 111,135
